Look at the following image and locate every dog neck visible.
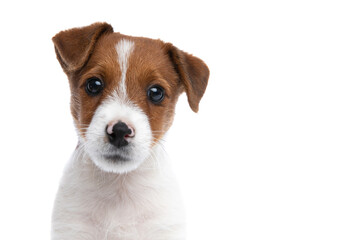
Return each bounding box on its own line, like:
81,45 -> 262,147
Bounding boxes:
52,141 -> 184,239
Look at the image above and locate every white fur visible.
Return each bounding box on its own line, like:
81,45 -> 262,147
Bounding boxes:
51,144 -> 185,240
84,94 -> 152,173
115,39 -> 134,98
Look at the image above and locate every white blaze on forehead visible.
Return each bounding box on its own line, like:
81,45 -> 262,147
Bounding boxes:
115,39 -> 135,98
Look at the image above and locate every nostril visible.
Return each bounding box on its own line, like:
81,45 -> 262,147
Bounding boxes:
125,126 -> 135,139
106,121 -> 133,148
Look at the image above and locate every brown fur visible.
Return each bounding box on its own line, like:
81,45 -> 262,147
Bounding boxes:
52,22 -> 209,140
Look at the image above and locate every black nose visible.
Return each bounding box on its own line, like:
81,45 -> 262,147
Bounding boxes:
106,121 -> 132,148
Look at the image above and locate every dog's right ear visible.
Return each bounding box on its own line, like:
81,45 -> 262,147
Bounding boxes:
52,22 -> 113,74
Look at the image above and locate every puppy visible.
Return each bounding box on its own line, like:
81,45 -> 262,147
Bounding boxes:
51,22 -> 209,240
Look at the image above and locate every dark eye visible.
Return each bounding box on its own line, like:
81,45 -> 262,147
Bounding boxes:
147,85 -> 165,103
85,77 -> 104,96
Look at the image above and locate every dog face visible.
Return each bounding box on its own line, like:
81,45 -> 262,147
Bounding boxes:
53,23 -> 209,173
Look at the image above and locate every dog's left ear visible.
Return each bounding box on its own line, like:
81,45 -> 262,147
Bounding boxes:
52,22 -> 114,74
164,43 -> 210,112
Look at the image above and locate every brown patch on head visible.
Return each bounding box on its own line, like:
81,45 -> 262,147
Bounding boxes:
121,36 -> 210,141
53,23 -> 120,136
122,37 -> 184,141
52,22 -> 210,141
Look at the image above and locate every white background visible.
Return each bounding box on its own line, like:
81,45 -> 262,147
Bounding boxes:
0,0 -> 359,239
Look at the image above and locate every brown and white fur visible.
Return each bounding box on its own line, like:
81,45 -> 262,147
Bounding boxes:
51,23 -> 209,240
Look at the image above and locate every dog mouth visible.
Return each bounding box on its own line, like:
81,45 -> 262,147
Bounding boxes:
84,136 -> 151,173
102,153 -> 131,162
98,141 -> 134,162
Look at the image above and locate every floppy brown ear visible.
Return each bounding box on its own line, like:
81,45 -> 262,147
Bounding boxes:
164,43 -> 210,112
52,22 -> 113,73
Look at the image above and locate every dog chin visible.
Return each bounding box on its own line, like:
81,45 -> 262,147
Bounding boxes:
85,147 -> 150,174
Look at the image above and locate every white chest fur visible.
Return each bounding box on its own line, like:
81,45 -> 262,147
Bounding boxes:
51,145 -> 185,240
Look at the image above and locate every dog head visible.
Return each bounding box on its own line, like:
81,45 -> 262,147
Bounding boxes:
53,22 -> 209,173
